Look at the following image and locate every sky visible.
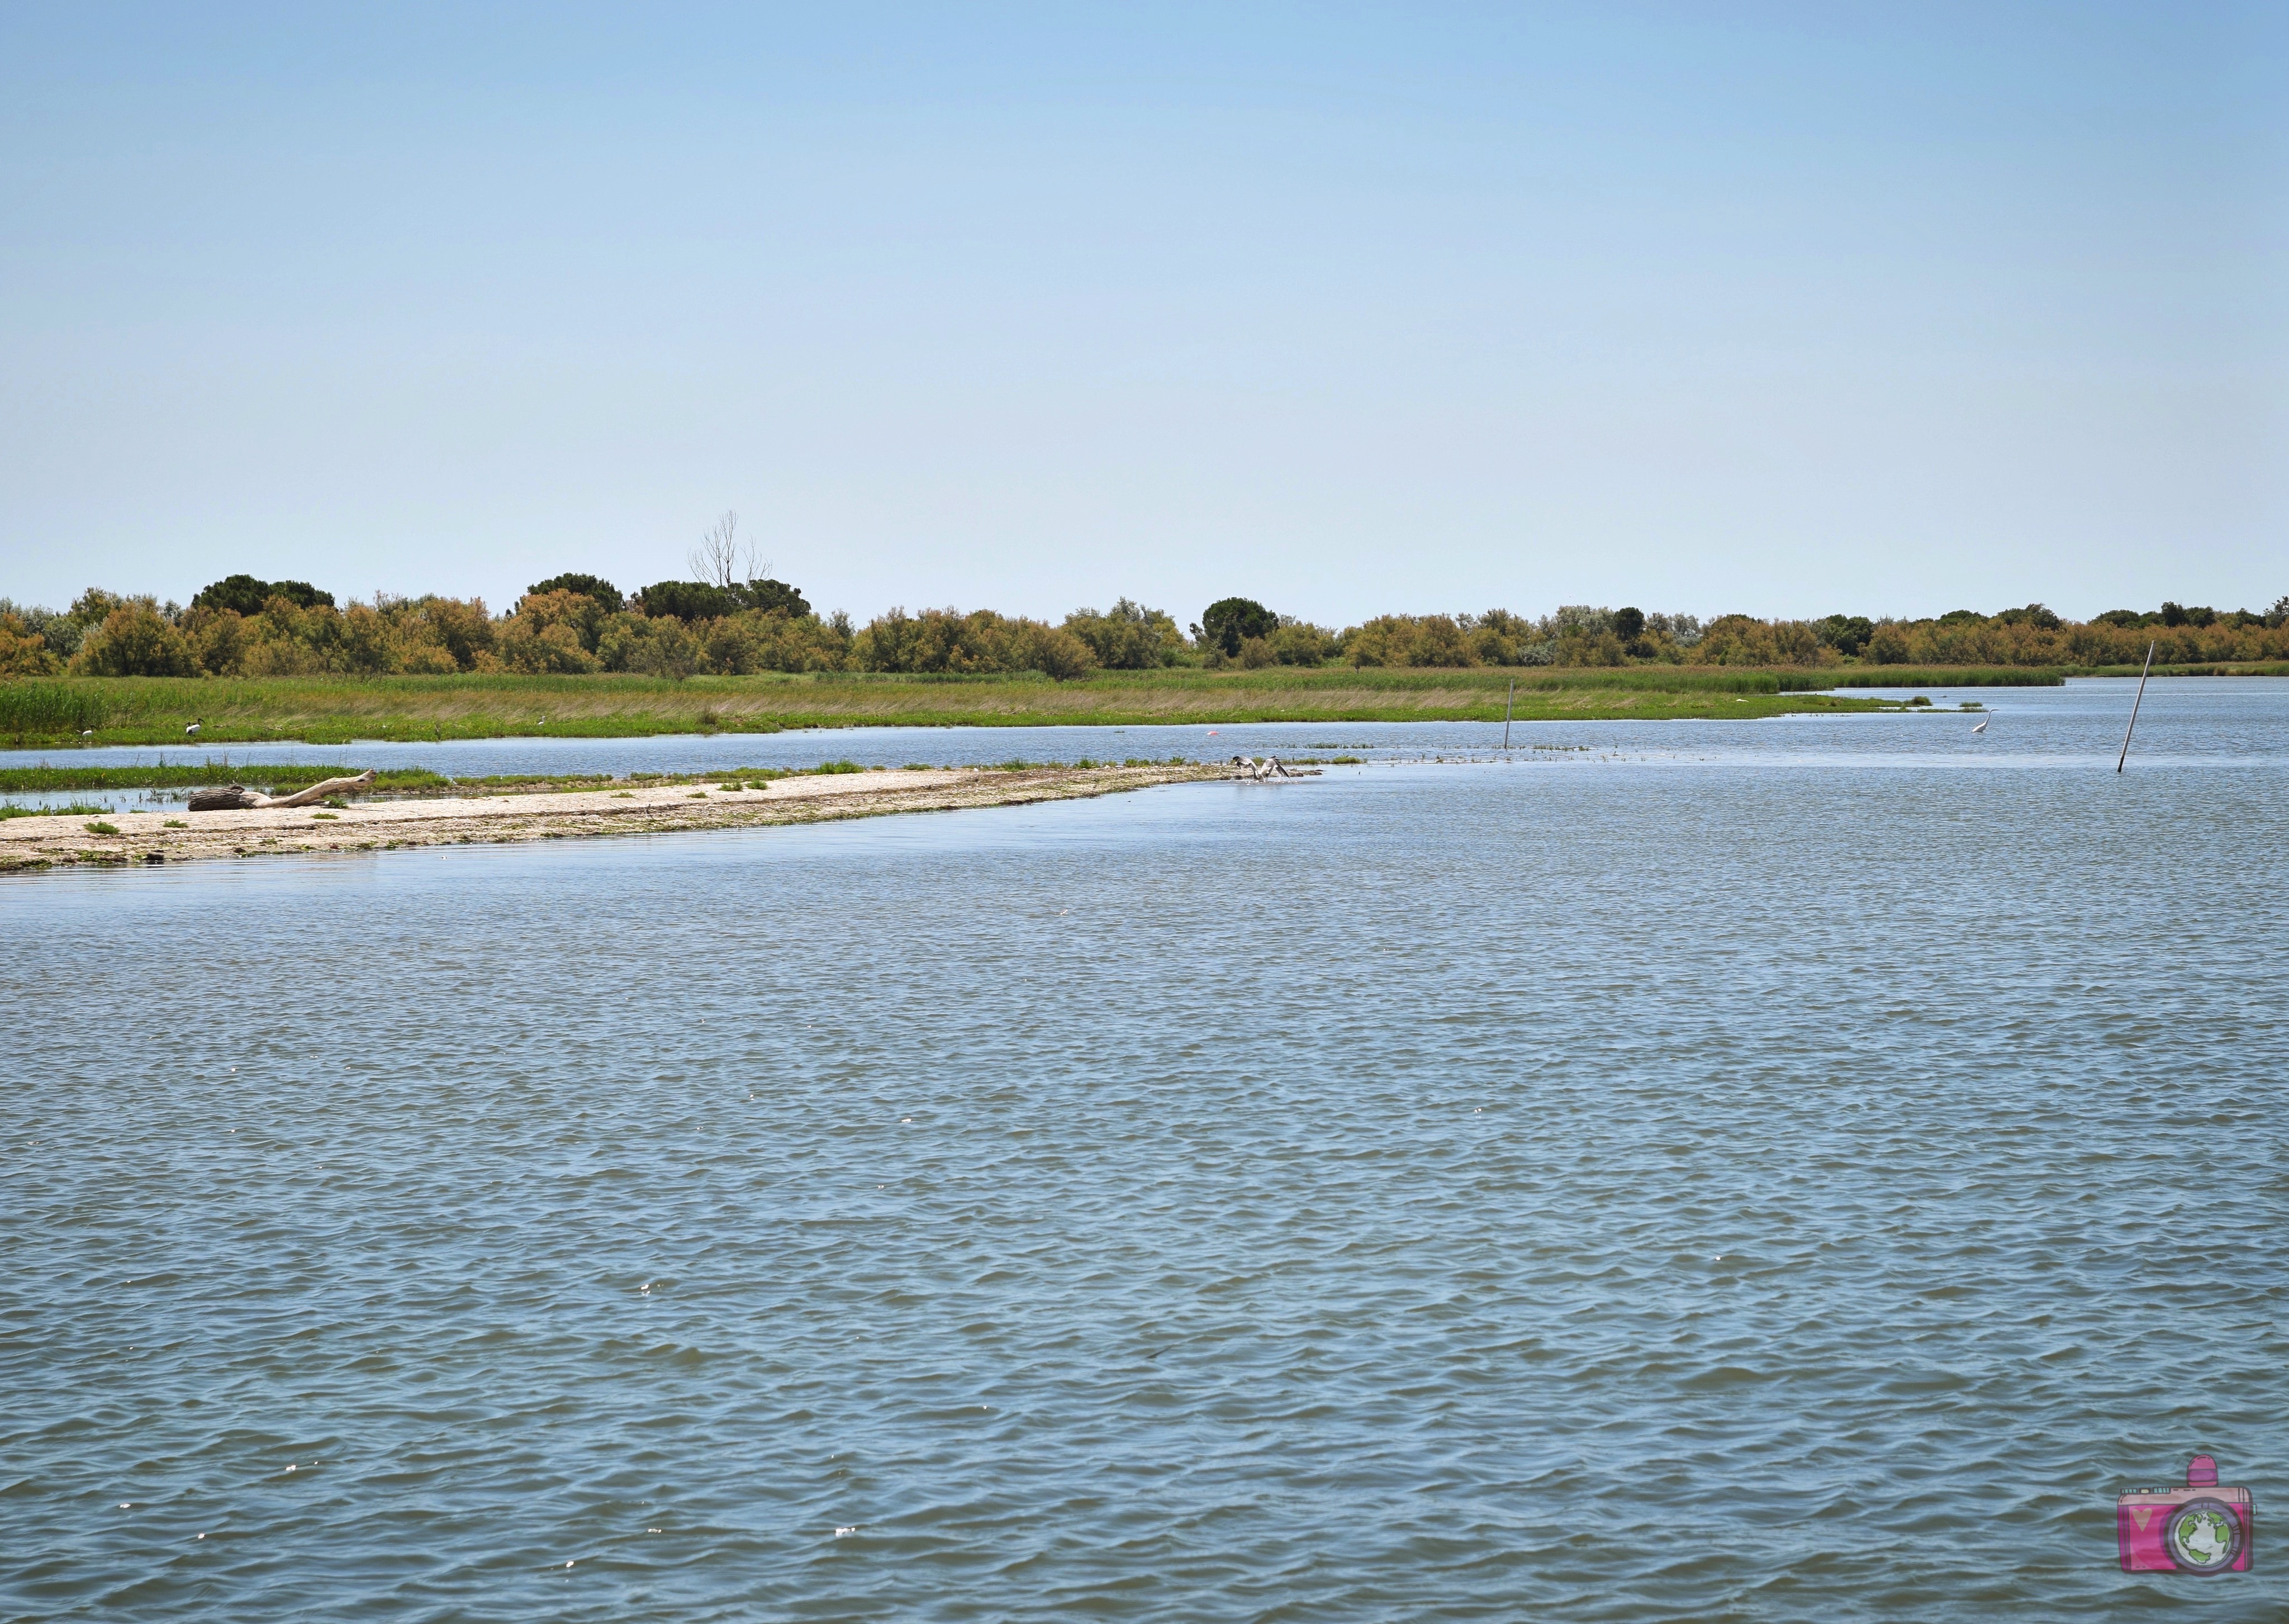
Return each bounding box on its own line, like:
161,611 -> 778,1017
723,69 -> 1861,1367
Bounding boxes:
2,2 -> 2283,627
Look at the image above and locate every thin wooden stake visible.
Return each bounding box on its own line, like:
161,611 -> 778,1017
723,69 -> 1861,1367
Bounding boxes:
1503,679 -> 1514,751
2116,640 -> 2155,773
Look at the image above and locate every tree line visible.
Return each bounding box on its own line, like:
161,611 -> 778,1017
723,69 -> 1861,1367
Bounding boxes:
2,574 -> 2284,680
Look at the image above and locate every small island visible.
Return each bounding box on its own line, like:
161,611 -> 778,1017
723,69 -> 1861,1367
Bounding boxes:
0,761 -> 1232,872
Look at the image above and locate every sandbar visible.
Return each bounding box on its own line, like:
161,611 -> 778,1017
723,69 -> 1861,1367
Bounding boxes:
0,763 -> 1231,872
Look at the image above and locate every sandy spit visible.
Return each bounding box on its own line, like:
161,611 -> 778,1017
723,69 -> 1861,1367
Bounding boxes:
0,764 -> 1233,872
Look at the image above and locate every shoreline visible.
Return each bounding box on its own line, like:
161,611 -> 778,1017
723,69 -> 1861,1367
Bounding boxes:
0,762 -> 1230,873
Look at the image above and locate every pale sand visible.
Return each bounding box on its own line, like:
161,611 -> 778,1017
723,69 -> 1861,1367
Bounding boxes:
0,763 -> 1231,872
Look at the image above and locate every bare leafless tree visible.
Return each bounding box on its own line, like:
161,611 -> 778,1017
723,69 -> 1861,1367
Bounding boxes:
689,510 -> 766,588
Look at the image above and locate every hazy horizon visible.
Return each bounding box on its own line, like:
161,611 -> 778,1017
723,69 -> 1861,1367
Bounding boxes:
3,3 -> 2283,625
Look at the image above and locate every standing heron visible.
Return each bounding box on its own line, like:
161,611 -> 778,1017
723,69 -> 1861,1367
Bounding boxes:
1970,716 -> 1988,734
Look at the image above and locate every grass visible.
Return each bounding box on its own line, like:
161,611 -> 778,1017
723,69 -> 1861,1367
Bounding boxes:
0,682 -> 107,740
0,800 -> 112,821
2062,660 -> 2289,678
1,668 -> 1918,744
13,659 -> 2288,746
1793,668 -> 2068,689
0,762 -> 455,793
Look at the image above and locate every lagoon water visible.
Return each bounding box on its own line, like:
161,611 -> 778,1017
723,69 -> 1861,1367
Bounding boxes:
4,681 -> 2284,1620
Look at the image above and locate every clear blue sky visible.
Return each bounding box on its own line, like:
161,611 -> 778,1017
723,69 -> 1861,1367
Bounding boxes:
2,3 -> 2282,625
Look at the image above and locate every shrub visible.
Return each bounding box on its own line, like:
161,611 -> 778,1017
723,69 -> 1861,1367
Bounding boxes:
510,589 -> 610,654
1816,615 -> 1875,657
528,573 -> 624,614
0,612 -> 63,676
497,612 -> 599,674
1343,614 -> 1474,667
1687,615 -> 1829,667
600,615 -> 700,678
72,601 -> 197,677
0,599 -> 90,660
1063,599 -> 1188,668
1268,621 -> 1337,665
855,607 -> 1096,678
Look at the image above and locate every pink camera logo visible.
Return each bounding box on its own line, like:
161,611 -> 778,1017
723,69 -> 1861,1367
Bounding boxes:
2117,1455 -> 2253,1574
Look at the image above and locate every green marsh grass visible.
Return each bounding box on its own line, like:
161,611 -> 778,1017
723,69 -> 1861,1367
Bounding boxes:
3,668 -> 1893,744
13,661 -> 2288,747
0,682 -> 109,743
1806,669 -> 2067,689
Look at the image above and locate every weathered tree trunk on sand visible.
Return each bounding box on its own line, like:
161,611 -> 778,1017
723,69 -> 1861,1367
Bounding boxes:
187,771 -> 377,812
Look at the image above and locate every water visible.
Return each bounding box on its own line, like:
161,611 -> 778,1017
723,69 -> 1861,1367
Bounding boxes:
3,677 -> 2276,816
4,681 -> 2283,1619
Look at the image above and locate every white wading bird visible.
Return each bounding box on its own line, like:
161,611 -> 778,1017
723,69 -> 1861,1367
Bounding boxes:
184,718 -> 202,738
1970,716 -> 1989,734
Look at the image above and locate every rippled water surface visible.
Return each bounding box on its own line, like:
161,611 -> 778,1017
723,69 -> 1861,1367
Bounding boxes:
4,683 -> 2284,1620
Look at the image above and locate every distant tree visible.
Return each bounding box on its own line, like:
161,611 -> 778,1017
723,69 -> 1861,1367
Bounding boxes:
71,600 -> 197,676
2159,601 -> 2188,627
1065,599 -> 1186,668
1196,596 -> 1276,656
1611,606 -> 1646,643
193,574 -> 334,616
742,578 -> 810,618
0,611 -> 63,675
635,580 -> 747,622
1816,614 -> 1875,657
690,511 -> 758,590
528,573 -> 624,614
69,588 -> 127,625
1866,622 -> 1913,664
1996,602 -> 2062,630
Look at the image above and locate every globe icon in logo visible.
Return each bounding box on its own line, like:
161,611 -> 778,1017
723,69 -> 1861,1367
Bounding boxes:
2167,1502 -> 2240,1573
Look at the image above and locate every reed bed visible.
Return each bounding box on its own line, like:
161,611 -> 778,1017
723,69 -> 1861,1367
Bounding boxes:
1804,669 -> 2069,689
0,682 -> 110,741
0,669 -> 1908,744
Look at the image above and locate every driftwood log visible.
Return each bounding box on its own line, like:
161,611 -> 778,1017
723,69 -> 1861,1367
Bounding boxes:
187,771 -> 377,812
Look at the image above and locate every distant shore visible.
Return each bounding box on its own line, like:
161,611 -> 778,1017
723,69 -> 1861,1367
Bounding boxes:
0,762 -> 1229,873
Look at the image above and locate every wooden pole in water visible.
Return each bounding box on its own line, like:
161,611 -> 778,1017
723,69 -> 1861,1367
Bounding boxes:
2116,640 -> 2155,773
1503,679 -> 1514,751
